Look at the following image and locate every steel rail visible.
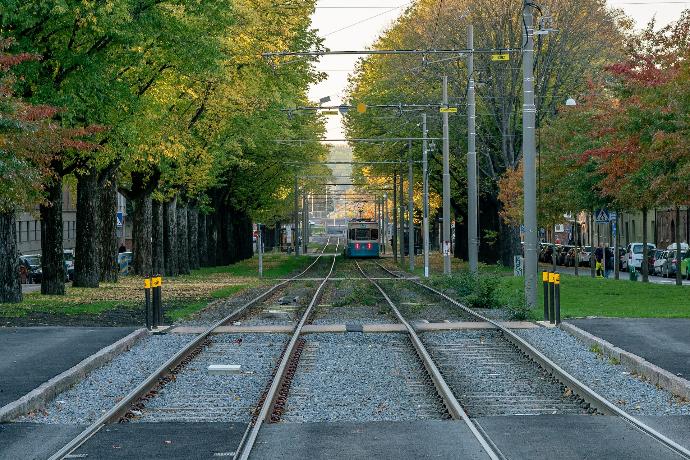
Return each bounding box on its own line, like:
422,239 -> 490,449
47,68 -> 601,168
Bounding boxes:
373,261 -> 690,460
354,260 -> 500,460
234,241 -> 339,460
48,238 -> 336,460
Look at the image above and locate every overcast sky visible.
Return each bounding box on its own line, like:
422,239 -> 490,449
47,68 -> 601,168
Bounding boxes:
308,0 -> 690,139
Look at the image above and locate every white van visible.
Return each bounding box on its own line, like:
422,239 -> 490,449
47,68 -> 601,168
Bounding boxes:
626,243 -> 656,270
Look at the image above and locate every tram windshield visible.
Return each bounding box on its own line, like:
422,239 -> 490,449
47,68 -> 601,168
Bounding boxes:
349,228 -> 379,241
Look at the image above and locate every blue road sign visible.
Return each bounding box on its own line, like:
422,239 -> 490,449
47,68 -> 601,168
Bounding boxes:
116,211 -> 123,228
595,208 -> 610,223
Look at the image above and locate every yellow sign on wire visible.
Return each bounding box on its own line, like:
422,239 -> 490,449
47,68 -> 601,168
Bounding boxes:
439,106 -> 458,113
322,110 -> 339,116
357,103 -> 367,113
491,53 -> 510,61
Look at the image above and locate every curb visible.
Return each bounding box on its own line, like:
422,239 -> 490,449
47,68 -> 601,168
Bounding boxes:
0,328 -> 148,422
560,322 -> 690,401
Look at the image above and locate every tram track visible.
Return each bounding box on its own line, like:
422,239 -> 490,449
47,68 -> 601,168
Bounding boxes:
233,243 -> 339,460
46,238 -> 339,460
366,260 -> 690,459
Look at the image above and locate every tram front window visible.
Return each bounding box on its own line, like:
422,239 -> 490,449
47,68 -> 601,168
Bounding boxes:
355,228 -> 370,240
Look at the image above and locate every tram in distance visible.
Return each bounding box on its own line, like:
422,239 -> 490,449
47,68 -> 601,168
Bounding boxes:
344,219 -> 380,258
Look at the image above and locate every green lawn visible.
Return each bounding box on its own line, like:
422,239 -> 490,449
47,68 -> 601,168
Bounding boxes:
192,253 -> 311,279
1,253 -> 312,322
499,273 -> 690,319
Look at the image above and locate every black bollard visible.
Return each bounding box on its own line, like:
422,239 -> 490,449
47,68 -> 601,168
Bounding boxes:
549,272 -> 556,325
542,271 -> 550,321
152,275 -> 162,327
144,276 -> 152,330
555,273 -> 561,325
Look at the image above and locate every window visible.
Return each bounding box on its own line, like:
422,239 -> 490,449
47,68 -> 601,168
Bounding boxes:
355,228 -> 370,240
371,229 -> 379,240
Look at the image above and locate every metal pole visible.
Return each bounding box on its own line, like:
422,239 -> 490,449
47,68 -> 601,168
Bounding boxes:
442,76 -> 451,274
293,177 -> 299,256
522,4 -> 537,306
408,141 -> 415,272
393,173 -> 398,263
383,193 -> 388,255
258,224 -> 263,278
467,25 -> 479,273
422,113 -> 430,278
302,191 -> 308,254
399,168 -> 405,266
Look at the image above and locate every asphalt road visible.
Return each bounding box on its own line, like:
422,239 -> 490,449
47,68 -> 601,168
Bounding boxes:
0,326 -> 135,407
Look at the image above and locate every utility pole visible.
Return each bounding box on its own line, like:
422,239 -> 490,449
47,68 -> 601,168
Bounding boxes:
383,193 -> 388,254
422,113 -> 430,278
302,191 -> 308,254
467,25 -> 479,273
258,224 -> 263,278
442,76 -> 451,274
293,176 -> 299,256
393,173 -> 398,263
399,168 -> 405,266
522,1 -> 538,307
408,141 -> 415,272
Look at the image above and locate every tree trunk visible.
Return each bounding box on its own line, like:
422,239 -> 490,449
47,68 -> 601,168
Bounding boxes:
0,211 -> 22,303
188,206 -> 199,270
73,170 -> 100,287
198,213 -> 208,267
152,200 -> 165,276
642,207 -> 649,282
40,178 -> 65,295
132,193 -> 152,275
675,206 -> 682,286
177,204 -> 189,275
163,197 -> 178,276
98,175 -> 118,283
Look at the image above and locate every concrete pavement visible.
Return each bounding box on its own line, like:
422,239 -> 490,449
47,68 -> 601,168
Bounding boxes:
0,327 -> 136,407
569,318 -> 690,379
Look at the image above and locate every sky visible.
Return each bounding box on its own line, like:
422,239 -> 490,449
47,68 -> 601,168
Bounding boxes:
308,0 -> 690,139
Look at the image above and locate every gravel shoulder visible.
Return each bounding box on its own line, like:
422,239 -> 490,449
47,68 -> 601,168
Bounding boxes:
517,327 -> 690,416
17,334 -> 196,424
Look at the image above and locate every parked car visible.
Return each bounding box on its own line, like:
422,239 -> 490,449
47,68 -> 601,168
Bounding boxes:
19,254 -> 42,283
578,246 -> 593,266
118,251 -> 133,275
653,250 -> 668,276
662,249 -> 688,278
564,247 -> 578,267
626,243 -> 656,271
64,249 -> 75,281
556,245 -> 571,266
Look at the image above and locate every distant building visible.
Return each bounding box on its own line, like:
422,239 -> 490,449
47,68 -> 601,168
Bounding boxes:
16,186 -> 131,255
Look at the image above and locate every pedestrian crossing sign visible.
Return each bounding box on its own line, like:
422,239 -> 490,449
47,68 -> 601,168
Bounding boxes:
595,209 -> 610,223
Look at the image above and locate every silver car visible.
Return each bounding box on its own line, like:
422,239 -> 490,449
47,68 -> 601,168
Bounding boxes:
653,250 -> 667,276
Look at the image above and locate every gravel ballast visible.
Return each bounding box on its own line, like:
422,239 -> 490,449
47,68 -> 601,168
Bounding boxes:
423,330 -> 589,416
17,334 -> 195,424
312,280 -> 395,324
135,333 -> 288,423
280,333 -> 446,423
517,327 -> 690,415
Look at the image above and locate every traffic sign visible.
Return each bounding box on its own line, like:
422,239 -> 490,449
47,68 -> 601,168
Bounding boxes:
439,106 -> 458,113
116,211 -> 123,228
595,208 -> 610,223
338,105 -> 349,115
357,103 -> 367,113
322,110 -> 339,116
609,211 -> 617,221
491,53 -> 510,61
